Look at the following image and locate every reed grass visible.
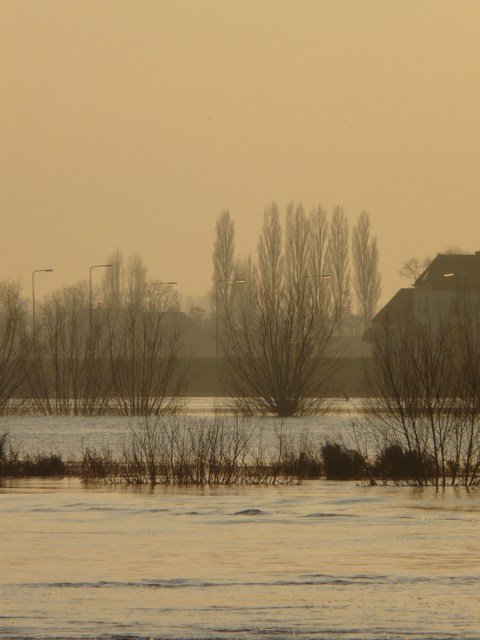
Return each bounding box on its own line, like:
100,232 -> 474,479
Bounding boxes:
2,419 -> 479,485
0,432 -> 68,477
79,416 -> 324,485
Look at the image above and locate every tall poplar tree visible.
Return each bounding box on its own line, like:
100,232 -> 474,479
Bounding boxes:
352,211 -> 381,329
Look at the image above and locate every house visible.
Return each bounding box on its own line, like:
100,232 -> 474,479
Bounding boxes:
413,252 -> 480,324
364,251 -> 480,338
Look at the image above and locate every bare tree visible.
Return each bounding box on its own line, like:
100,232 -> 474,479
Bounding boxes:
26,281 -> 109,415
452,291 -> 480,485
364,316 -> 456,486
212,210 -> 235,355
308,204 -> 330,317
0,281 -> 28,413
106,299 -> 188,416
363,294 -> 480,486
232,254 -> 257,325
23,250 -> 187,416
148,281 -> 179,313
101,249 -> 124,309
352,211 -> 381,329
103,254 -> 188,415
327,206 -> 350,332
126,253 -> 148,312
399,256 -> 433,282
223,202 -> 335,417
399,257 -> 424,282
399,249 -> 466,284
257,202 -> 283,317
285,202 -> 310,305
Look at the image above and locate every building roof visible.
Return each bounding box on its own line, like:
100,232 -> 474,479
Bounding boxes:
362,288 -> 414,340
414,253 -> 480,290
372,288 -> 415,325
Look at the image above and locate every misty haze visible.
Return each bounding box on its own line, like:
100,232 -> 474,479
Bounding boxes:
1,2 -> 479,639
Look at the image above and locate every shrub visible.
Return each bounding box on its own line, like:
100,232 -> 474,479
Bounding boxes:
0,452 -> 67,477
278,449 -> 323,480
321,442 -> 367,480
374,444 -> 435,482
290,451 -> 323,479
22,454 -> 66,476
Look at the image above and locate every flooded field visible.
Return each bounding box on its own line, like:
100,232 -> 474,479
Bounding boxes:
1,406 -> 480,639
0,398 -> 356,459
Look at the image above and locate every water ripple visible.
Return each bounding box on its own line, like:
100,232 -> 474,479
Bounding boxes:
9,573 -> 480,590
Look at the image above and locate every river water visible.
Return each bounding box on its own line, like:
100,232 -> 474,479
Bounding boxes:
0,398 -> 355,458
1,403 -> 480,639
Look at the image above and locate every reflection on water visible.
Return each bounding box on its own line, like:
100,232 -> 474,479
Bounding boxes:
1,478 -> 479,639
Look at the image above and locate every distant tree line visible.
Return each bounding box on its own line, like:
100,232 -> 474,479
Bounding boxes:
0,251 -> 188,415
0,202 -> 382,418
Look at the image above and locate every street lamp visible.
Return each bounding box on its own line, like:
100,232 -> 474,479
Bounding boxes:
32,268 -> 54,336
215,278 -> 246,358
89,264 -> 113,332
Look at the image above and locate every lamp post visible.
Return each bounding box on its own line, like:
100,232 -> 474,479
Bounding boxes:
89,264 -> 113,333
32,268 -> 54,336
215,278 -> 246,358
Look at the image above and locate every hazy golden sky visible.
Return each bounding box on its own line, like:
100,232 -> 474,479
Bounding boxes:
1,0 -> 479,306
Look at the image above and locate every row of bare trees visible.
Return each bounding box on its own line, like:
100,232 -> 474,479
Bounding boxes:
1,202 -> 381,418
213,204 -> 381,336
212,202 -> 381,416
363,293 -> 480,486
0,252 -> 188,415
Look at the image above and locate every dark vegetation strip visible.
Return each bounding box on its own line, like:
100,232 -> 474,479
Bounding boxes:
1,420 -> 478,486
